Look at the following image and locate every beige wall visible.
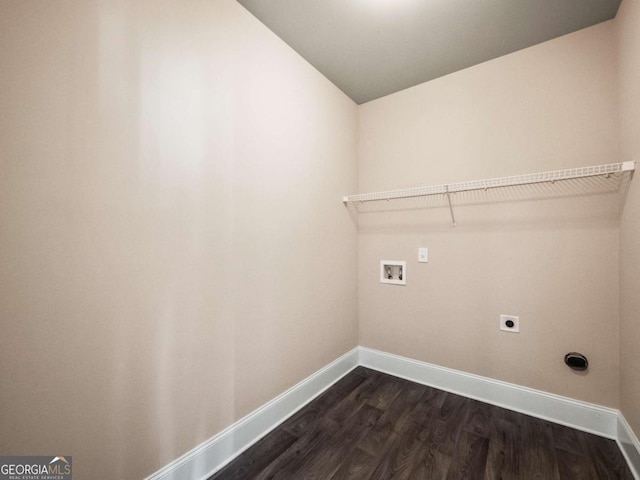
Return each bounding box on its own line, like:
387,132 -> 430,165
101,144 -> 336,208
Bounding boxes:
0,1 -> 357,478
357,22 -> 622,407
617,0 -> 640,439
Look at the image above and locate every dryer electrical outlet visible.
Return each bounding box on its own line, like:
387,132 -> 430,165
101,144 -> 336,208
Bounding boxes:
500,314 -> 520,333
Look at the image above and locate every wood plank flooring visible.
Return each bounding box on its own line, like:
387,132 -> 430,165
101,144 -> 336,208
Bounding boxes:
209,367 -> 634,480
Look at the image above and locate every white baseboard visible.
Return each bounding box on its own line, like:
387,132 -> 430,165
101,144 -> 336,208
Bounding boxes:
144,347 -> 359,480
145,345 -> 640,480
358,347 -> 619,439
618,413 -> 640,479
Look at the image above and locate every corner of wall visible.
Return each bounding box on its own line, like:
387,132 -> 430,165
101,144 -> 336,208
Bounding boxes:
616,0 -> 640,442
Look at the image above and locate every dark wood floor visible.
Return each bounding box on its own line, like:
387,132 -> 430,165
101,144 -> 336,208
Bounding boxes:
210,367 -> 634,479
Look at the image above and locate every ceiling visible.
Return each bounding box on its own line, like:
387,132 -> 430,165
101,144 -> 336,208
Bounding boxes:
236,0 -> 622,104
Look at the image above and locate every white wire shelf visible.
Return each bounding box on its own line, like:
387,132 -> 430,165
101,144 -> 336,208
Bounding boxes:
342,161 -> 635,226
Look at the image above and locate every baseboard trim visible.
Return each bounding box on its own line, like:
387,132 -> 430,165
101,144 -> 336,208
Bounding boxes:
146,346 -> 640,480
618,413 -> 640,479
144,347 -> 359,480
358,347 -> 619,439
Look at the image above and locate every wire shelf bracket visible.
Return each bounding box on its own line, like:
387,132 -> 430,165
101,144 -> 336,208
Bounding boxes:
342,161 -> 635,227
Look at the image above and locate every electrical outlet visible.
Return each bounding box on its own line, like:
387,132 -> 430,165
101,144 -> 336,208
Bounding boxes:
500,314 -> 520,333
418,247 -> 428,263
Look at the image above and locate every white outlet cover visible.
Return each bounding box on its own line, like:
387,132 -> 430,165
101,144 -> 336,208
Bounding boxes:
500,314 -> 520,333
418,247 -> 428,263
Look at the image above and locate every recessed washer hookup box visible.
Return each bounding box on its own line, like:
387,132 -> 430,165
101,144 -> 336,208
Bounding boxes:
380,260 -> 406,286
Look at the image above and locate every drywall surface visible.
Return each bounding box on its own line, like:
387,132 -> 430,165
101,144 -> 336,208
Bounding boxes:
617,0 -> 640,439
357,22 -> 621,408
0,1 -> 357,478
